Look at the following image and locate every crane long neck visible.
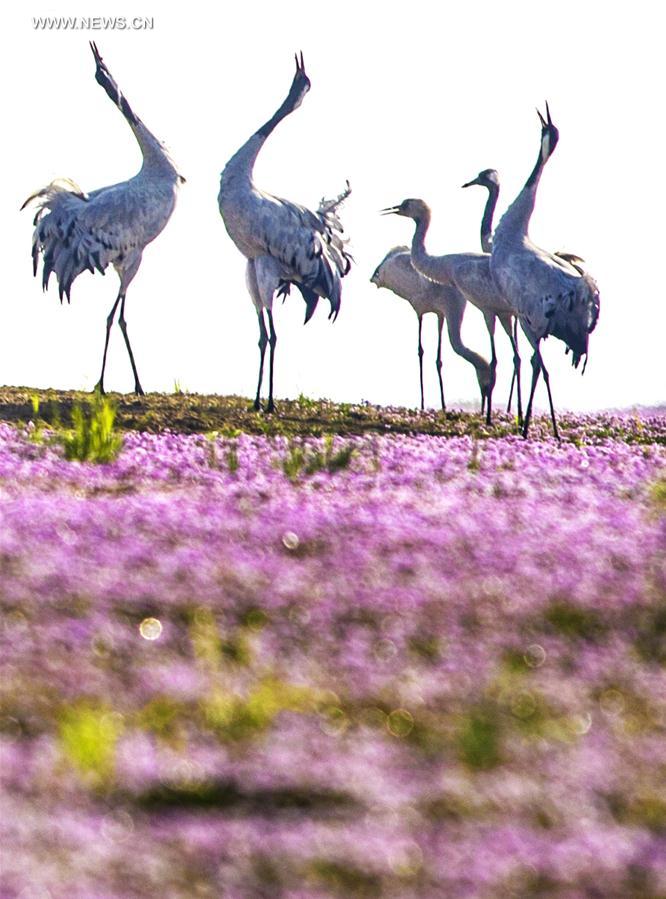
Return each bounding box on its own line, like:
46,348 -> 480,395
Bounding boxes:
494,143 -> 547,245
480,182 -> 499,253
409,209 -> 434,274
131,121 -> 179,179
222,90 -> 299,189
257,91 -> 299,140
95,67 -> 179,181
447,310 -> 491,376
408,209 -> 456,285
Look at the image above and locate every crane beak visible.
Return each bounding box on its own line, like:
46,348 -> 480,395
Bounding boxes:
537,102 -> 553,129
461,177 -> 480,188
380,206 -> 400,216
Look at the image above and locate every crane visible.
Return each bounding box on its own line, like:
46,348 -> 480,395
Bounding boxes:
462,169 -> 522,417
22,42 -> 184,395
218,53 -> 352,412
381,198 -> 515,424
462,167 -> 589,421
490,104 -> 600,438
371,247 -> 492,415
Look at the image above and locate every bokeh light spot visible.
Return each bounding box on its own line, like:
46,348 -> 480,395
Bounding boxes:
387,708 -> 414,738
569,712 -> 592,735
282,531 -> 300,550
523,643 -> 546,668
139,617 -> 163,641
101,810 -> 134,843
599,689 -> 626,717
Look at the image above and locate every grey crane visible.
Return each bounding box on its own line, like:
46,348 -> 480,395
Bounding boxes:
461,168 -> 522,418
218,53 -> 352,413
490,104 -> 600,439
380,198 -> 515,424
370,247 -> 493,415
21,43 -> 184,395
462,168 -> 588,420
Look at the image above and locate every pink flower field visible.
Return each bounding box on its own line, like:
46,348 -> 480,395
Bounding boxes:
1,414 -> 665,898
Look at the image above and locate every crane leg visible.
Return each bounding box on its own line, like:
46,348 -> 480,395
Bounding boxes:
417,316 -> 425,411
485,331 -> 497,425
540,353 -> 560,441
522,347 -> 542,438
118,294 -> 144,395
507,327 -> 516,413
481,314 -> 498,423
507,317 -> 523,423
435,314 -> 446,412
254,310 -> 268,411
95,292 -> 123,394
266,310 -> 277,414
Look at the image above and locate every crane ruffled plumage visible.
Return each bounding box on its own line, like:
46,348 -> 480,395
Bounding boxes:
490,103 -> 600,438
275,180 -> 353,321
21,43 -> 182,395
218,53 -> 352,412
23,179 -> 148,302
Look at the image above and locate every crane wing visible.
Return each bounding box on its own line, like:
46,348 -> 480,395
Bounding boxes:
253,186 -> 352,320
23,179 -> 170,301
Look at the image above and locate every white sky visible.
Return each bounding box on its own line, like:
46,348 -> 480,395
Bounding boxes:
2,0 -> 663,411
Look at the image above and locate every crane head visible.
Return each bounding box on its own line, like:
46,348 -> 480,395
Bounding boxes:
476,361 -> 495,398
380,198 -> 430,222
89,42 -> 139,126
287,51 -> 311,111
462,169 -> 499,190
537,102 -> 559,161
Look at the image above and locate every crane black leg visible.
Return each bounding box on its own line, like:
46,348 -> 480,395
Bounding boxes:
266,310 -> 277,414
540,353 -> 560,441
522,347 -> 542,438
485,331 -> 497,424
118,294 -> 144,395
254,310 -> 268,411
417,316 -> 425,411
507,323 -> 516,413
507,317 -> 523,423
95,292 -> 123,394
435,314 -> 446,412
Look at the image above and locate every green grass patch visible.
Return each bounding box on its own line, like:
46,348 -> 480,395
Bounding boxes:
60,394 -> 123,463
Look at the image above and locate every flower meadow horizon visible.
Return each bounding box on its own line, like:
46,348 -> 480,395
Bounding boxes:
1,419 -> 665,897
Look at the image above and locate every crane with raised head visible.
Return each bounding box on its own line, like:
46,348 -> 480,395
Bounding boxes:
22,42 -> 184,395
462,167 -> 589,422
490,104 -> 600,438
218,53 -> 352,413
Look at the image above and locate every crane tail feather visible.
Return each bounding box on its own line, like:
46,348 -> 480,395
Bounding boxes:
23,178 -> 111,301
